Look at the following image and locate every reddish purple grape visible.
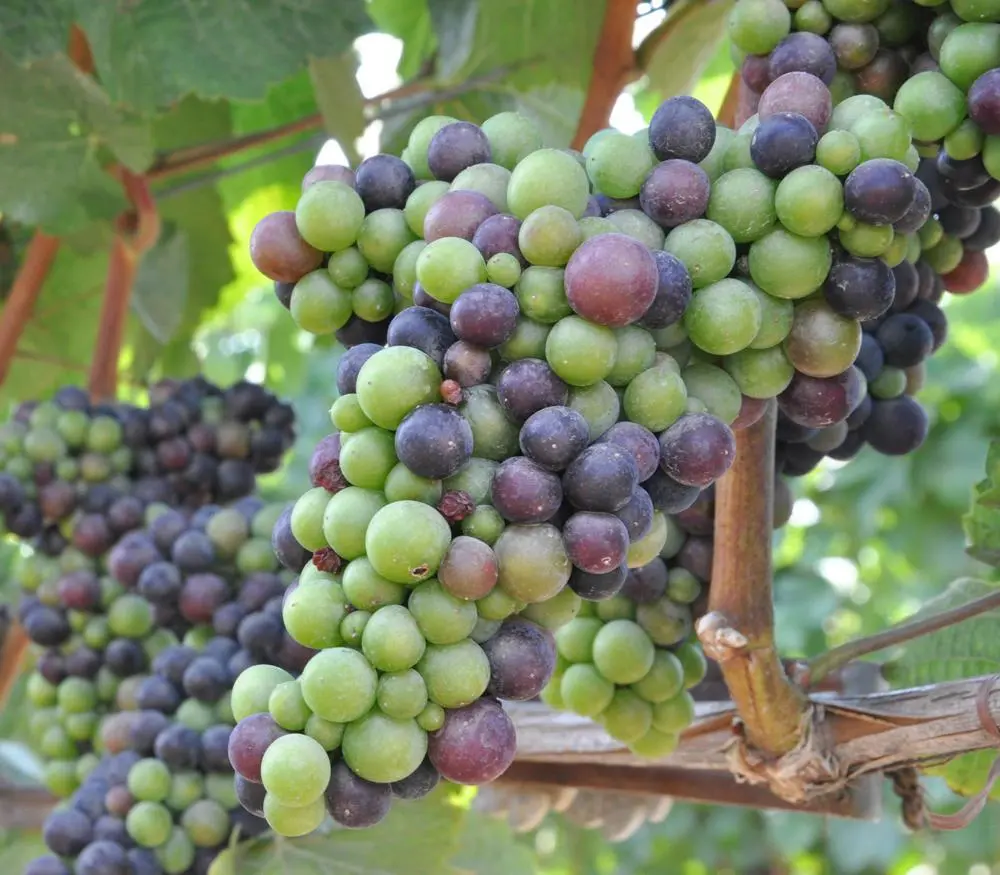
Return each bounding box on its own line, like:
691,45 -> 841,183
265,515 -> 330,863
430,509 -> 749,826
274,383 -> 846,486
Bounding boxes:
439,536 -> 499,600
491,457 -> 563,523
742,54 -> 772,92
450,284 -> 520,348
677,535 -> 713,583
482,617 -> 556,701
564,233 -> 659,327
424,190 -> 498,241
355,154 -> 415,211
597,422 -> 661,482
563,444 -> 639,512
427,696 -> 516,785
38,480 -> 75,521
428,122 -> 492,182
394,403 -> 474,479
57,570 -> 102,611
648,95 -> 716,163
758,72 -> 832,134
658,414 -> 736,488
472,214 -> 526,266
562,511 -> 630,574
777,367 -> 865,428
969,69 -> 1000,136
518,406 -> 590,472
249,211 -> 323,283
444,341 -> 492,387
228,713 -> 287,783
179,573 -> 229,624
621,557 -> 669,604
768,32 -> 837,84
614,487 -> 654,541
640,160 -> 711,229
325,761 -> 391,829
496,358 -> 568,423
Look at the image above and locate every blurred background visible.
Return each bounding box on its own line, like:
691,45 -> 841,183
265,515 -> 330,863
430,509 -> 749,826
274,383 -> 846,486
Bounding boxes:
1,0 -> 1000,872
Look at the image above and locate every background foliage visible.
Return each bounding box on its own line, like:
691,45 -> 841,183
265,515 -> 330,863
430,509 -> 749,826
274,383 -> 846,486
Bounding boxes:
1,0 -> 1000,872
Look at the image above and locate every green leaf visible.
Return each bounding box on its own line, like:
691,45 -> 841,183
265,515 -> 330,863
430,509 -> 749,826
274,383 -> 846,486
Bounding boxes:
0,0 -> 73,62
0,53 -> 154,232
131,225 -> 190,345
309,53 -> 367,166
964,439 -> 1000,565
76,0 -> 373,114
211,794 -> 464,875
450,809 -> 539,875
368,0 -> 437,81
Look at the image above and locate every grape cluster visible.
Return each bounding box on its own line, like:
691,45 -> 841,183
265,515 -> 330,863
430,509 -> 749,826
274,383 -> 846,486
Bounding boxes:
24,501 -> 298,875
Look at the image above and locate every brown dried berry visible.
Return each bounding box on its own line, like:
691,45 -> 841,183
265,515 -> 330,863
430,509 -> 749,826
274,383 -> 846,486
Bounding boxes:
437,490 -> 475,524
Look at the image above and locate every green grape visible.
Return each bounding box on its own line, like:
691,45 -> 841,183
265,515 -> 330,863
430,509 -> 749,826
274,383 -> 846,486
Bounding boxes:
322,488 -> 386,560
850,107 -> 911,162
416,237 -> 487,304
632,649 -> 686,703
723,116 -> 759,173
41,725 -> 77,759
630,728 -> 680,758
578,216 -> 618,240
518,205 -> 583,267
606,209 -> 665,250
443,456 -> 498,504
407,116 -> 459,178
291,487 -> 333,552
417,702 -> 445,732
681,363 -> 742,423
356,347 -> 442,430
461,505 -> 506,545
291,271 -> 353,334
984,134 -> 1000,179
470,616 -> 502,643
27,673 -> 57,707
107,594 -> 153,638
376,669 -> 429,720
774,166 -> 844,238
870,366 -> 907,399
340,610 -> 371,647
748,228 -> 832,299
181,799 -> 230,848
623,365 -> 687,431
494,524 -> 571,603
545,316 -> 617,386
127,801 -> 174,849
602,688 -> 653,743
507,148 -> 590,219
305,715 -> 344,751
260,733 -> 331,806
560,663 -> 615,716
76,754 -> 99,783
128,758 -> 172,803
327,246 -> 369,290
568,381 -> 621,441
330,394 -> 374,433
460,387 -> 521,462
365,501 -> 452,585
408,578 -> 479,644
699,126 -> 736,181
893,71 -> 967,141
592,619 -> 655,684
352,278 -> 395,322
393,239 -> 427,301
482,111 -> 544,170
301,647 -> 377,723
664,219 -> 737,289
636,597 -> 691,646
418,639 -> 491,707
840,221 -> 894,258
944,118 -> 986,160
795,0 -> 832,32
476,587 -> 525,622
519,585 -> 581,630
652,691 -> 696,733
357,208 -> 417,273
83,616 -> 110,650
204,508 -> 249,557
361,604 -> 426,672
555,617 -> 603,663
404,181 -> 450,236
24,427 -> 67,462
486,252 -> 522,288
64,712 -> 97,742
44,760 -> 79,797
264,793 -> 327,838
607,325 -> 657,387
725,345 -> 795,398
728,0 -> 791,54
667,568 -> 703,604
516,266 -> 572,323
684,278 -> 762,355
706,168 -> 777,243
498,316 -> 551,360
295,180 -> 365,251
338,427 -> 397,490
586,132 -> 655,198
231,664 -> 294,722
166,772 -> 204,812
748,285 -> 795,349
342,712 -> 427,783
822,0 -> 890,21
269,680 -> 312,731
924,234 -> 965,274
86,416 -> 122,453
452,163 -> 512,211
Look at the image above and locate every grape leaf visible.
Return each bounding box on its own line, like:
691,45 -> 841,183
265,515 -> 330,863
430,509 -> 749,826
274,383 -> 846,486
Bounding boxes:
131,225 -> 190,345
368,0 -> 437,81
309,53 -> 367,166
0,53 -> 154,232
75,0 -> 373,114
964,440 -> 1000,565
450,809 -> 539,875
0,0 -> 73,62
209,795 -> 464,875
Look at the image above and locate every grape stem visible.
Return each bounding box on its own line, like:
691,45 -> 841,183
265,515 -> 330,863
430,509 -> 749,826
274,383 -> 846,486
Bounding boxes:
696,400 -> 807,756
805,588 -> 1000,688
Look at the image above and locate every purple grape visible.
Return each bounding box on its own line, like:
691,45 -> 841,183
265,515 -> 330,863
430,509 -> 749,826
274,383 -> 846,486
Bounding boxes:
427,696 -> 516,785
482,617 -> 557,701
428,122 -> 492,182
564,233 -> 659,327
64,645 -> 100,679
844,159 -> 917,225
648,95 -> 716,163
614,487 -> 654,541
823,255 -> 895,321
182,656 -> 230,702
450,284 -> 520,348
137,561 -> 182,605
23,605 -> 71,647
471,214 -> 526,266
412,282 -> 452,316
568,564 -> 627,601
639,160 -> 710,228
496,358 -> 569,423
862,396 -> 928,456
563,444 -> 639,512
325,760 -> 391,828
38,480 -> 75,521
394,403 -> 474,480
236,774 -> 267,816
893,178 -> 932,234
597,422 -> 661,482
876,314 -> 934,368
677,535 -> 713,583
389,758 -> 441,800
846,393 -> 873,431
969,69 -> 1000,136
57,570 -> 102,611
638,250 -> 692,329
152,646 -> 198,686
105,639 -> 146,676
964,206 -> 1000,251
621,557 -> 669,604
562,511 -> 630,574
750,112 -> 818,179
272,504 -> 311,572
518,406 -> 590,472
74,841 -> 130,875
768,32 -> 837,84
336,313 -> 392,348
43,809 -> 93,856
854,333 -> 884,382
943,177 -> 1000,208
171,529 -> 215,573
0,473 -> 24,513
387,306 -> 456,369
228,713 -> 287,783
889,260 -> 919,313
180,573 -> 229,624
443,341 -> 492,387
355,154 -> 415,211
935,151 -> 989,191
337,343 -> 383,395
907,300 -> 947,351
777,368 -> 865,428
136,675 -> 181,714
742,54 -> 772,92
424,190 -> 498,241
658,414 -> 736,488
491,457 -> 563,523
675,487 -> 714,535
938,205 -> 982,240
758,72 -> 832,134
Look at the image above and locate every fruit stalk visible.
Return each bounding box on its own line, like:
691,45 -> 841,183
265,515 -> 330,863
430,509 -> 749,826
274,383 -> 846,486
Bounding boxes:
697,400 -> 805,756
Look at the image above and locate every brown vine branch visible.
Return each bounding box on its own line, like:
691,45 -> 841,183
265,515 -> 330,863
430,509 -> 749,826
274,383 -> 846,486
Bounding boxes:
571,0 -> 641,149
718,71 -> 742,128
697,401 -> 807,756
806,589 -> 1000,688
0,232 -> 61,387
0,618 -> 28,714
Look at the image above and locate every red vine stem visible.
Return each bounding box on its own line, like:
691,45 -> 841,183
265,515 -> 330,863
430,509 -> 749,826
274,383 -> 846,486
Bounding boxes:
0,625 -> 29,714
697,401 -> 806,756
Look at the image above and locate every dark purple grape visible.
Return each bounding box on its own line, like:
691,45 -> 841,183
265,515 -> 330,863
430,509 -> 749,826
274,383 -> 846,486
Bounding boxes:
658,414 -> 736,488
128,711 -> 170,756
154,724 -> 201,770
228,713 -> 287,783
648,95 -> 716,163
336,313 -> 392,348
108,533 -> 160,589
182,657 -> 230,702
274,633 -> 317,674
639,250 -> 692,329
37,651 -> 67,685
204,636 -> 241,665
518,406 -> 590,472
43,808 -> 94,857
639,160 -> 710,228
855,48 -> 908,102
863,396 -> 928,456
387,306 -> 456,369
846,393 -> 873,431
596,193 -> 641,214
39,480 -> 76,521
935,151 -> 990,190
325,760 -> 391,828
272,504 -> 310,572
237,611 -> 284,658
750,112 -> 818,179
778,368 -> 865,428
236,774 -> 267,816
217,458 -> 256,499
74,841 -> 131,875
0,473 -> 24,513
152,645 -> 198,686
427,122 -> 492,182
412,282 -> 452,316
482,616 -> 556,701
562,511 -> 630,574
171,530 -> 215,573
228,648 -> 256,679
149,509 -> 187,553
893,178 -> 932,234
568,564 -> 627,601
597,422 -> 661,482
844,159 -> 917,225
443,341 -> 492,387
137,561 -> 182,605
963,206 -> 1000,251
907,300 -> 947,351
823,255 -> 895,321
394,403 -> 474,480
427,696 -> 516,784
622,557 -> 670,604
355,154 -> 416,211
23,606 -> 71,647
563,444 -> 639,512
614,487 -> 654,542
92,815 -> 129,846
450,284 -> 519,348
642,468 -> 701,514
783,442 -> 825,475
677,535 -> 713,583
471,214 -> 526,266
337,343 -> 382,395
969,69 -> 1000,136
889,260 -> 919,313
54,385 -> 90,410
854,333 -> 885,382
742,54 -> 772,92
938,205 -> 982,240
942,177 -> 1000,208
876,313 -> 934,368
237,573 -> 285,611
201,725 -> 233,771
491,457 -> 563,523
496,359 -> 568,423
127,849 -> 163,875
274,281 -> 294,310
105,639 -> 147,677
25,858 -> 71,875
424,190 -> 498,241
768,32 -> 837,83
57,569 -> 102,611
389,758 -> 441,801
136,675 -> 181,714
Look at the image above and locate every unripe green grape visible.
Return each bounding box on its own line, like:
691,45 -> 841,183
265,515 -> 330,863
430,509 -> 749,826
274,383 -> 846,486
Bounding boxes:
452,162 -> 511,211
357,209 -> 417,273
519,585 -> 581,630
404,182 -> 449,237
482,111 -> 544,170
487,252 -> 522,288
322,487 -> 387,561
664,220 -> 736,289
417,640 -> 490,708
290,271 -> 353,334
607,208 -> 664,250
560,663 -> 615,716
601,689 -> 653,743
327,246 -> 369,289
295,181 -> 365,251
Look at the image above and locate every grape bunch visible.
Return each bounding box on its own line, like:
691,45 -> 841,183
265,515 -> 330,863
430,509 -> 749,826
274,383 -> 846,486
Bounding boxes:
19,499 -> 294,800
